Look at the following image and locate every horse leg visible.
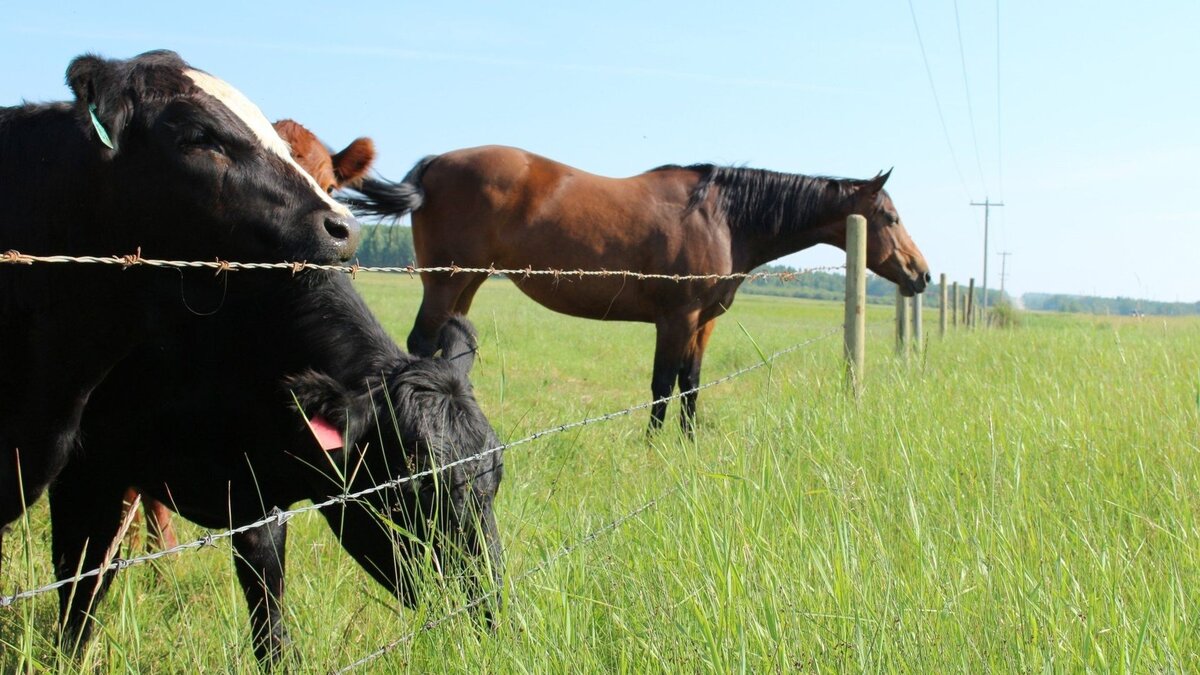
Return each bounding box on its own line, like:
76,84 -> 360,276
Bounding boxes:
648,315 -> 699,432
407,273 -> 486,357
452,274 -> 489,315
677,319 -> 717,436
233,509 -> 290,666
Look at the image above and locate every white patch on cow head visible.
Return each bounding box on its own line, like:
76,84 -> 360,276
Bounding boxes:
183,69 -> 351,217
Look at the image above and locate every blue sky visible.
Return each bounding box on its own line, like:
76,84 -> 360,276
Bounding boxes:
4,1 -> 1197,302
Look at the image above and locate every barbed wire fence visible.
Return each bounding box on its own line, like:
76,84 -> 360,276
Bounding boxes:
0,328 -> 838,610
0,249 -> 844,282
0,238 -> 866,669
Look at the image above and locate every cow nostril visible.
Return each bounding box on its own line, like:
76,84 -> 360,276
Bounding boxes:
924,272 -> 932,283
325,217 -> 352,242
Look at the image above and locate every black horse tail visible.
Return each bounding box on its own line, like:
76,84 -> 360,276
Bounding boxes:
342,154 -> 437,220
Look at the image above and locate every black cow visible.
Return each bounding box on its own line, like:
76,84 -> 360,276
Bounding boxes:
0,51 -> 360,534
53,271 -> 503,665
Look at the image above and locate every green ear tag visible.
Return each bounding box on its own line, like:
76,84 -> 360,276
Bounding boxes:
88,103 -> 115,150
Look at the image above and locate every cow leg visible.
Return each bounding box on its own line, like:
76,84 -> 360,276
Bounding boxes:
1,315 -> 134,527
408,273 -> 486,357
49,464 -> 126,655
648,314 -> 699,432
232,508 -> 290,667
677,319 -> 718,436
142,496 -> 178,550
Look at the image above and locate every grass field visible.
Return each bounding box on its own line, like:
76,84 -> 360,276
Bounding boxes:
3,273 -> 1199,672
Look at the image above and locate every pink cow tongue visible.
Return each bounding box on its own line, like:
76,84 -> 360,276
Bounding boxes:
307,416 -> 344,451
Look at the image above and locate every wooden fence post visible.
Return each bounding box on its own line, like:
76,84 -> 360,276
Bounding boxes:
895,287 -> 910,356
952,281 -> 959,328
912,293 -> 923,351
843,214 -> 866,396
939,273 -> 948,337
966,278 -> 976,328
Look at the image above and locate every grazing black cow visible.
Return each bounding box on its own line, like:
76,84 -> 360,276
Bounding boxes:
53,272 -> 503,665
0,51 -> 360,536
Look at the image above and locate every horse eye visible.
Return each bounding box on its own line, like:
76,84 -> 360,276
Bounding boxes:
326,186 -> 336,195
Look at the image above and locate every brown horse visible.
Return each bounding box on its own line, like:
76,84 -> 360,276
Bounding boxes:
349,145 -> 929,432
126,119 -> 375,551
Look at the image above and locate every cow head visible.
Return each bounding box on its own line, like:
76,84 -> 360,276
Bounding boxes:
286,317 -> 503,616
273,119 -> 375,194
66,50 -> 360,263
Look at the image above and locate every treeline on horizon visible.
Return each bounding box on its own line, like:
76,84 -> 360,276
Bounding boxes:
744,264 -> 1199,316
350,226 -> 1197,316
1022,293 -> 1200,317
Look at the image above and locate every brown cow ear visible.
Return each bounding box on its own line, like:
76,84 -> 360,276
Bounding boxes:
332,138 -> 376,187
66,54 -> 131,156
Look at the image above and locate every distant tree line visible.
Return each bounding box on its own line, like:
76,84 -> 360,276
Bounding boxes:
740,264 -> 993,308
1022,293 -> 1199,316
353,224 -> 415,267
741,264 -> 1197,316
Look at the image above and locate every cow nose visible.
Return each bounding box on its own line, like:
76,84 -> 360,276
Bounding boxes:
324,215 -> 355,242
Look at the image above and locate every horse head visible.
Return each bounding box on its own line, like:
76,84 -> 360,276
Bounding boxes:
844,171 -> 930,296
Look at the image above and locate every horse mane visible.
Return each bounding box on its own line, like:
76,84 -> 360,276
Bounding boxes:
652,163 -> 869,236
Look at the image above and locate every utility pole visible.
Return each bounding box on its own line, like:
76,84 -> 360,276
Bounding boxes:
970,199 -> 1004,313
997,251 -> 1012,303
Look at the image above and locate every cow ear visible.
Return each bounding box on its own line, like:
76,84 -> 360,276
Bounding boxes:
435,315 -> 479,376
66,54 -> 131,156
285,369 -> 356,435
332,138 -> 376,188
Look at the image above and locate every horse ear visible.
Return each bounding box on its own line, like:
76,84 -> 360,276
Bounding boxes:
866,168 -> 891,193
66,54 -> 131,156
333,138 -> 376,188
435,315 -> 479,376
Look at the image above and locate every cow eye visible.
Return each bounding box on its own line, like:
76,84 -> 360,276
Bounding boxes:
179,127 -> 225,155
326,186 -> 336,195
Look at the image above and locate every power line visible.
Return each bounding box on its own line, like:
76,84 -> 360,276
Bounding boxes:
905,0 -> 972,201
953,0 -> 989,197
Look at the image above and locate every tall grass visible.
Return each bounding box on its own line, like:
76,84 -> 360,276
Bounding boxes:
2,275 -> 1198,672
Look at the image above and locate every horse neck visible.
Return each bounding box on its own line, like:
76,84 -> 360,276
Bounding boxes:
0,103 -> 114,254
718,172 -> 848,271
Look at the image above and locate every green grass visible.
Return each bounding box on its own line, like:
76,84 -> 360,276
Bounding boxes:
3,274 -> 1199,672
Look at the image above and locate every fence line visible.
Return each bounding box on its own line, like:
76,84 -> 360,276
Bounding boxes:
0,249 -> 844,283
334,484 -> 681,674
0,328 -> 838,609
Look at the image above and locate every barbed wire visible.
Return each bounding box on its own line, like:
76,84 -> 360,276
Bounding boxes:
0,328 -> 837,609
333,484 -> 681,673
0,249 -> 844,283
